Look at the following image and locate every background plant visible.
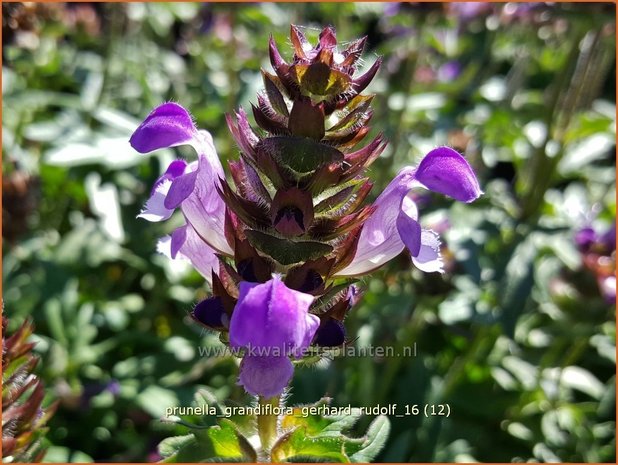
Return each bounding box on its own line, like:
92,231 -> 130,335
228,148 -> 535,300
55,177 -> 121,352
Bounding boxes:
2,2 -> 615,462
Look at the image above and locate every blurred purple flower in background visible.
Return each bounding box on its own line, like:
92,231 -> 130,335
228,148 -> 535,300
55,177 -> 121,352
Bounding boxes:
438,60 -> 461,82
576,222 -> 616,304
447,2 -> 494,21
80,379 -> 120,409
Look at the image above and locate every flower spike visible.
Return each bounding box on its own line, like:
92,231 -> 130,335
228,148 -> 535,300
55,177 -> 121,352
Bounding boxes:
133,25 -> 481,401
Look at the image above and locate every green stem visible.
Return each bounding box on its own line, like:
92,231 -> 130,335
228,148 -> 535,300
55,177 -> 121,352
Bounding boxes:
257,395 -> 279,458
519,27 -> 586,221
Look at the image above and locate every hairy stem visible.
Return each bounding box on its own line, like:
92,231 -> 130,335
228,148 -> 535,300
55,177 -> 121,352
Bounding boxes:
257,395 -> 280,459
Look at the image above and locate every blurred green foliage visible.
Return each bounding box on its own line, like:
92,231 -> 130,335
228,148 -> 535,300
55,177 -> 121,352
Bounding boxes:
2,2 -> 615,463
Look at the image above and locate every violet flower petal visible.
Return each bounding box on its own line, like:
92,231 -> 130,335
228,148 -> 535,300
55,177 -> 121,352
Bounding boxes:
229,276 -> 318,355
229,275 -> 320,398
411,229 -> 444,273
164,168 -> 199,210
338,146 -> 481,276
131,102 -> 231,255
336,168 -> 416,276
138,160 -> 190,222
237,355 -> 294,399
170,224 -> 219,280
396,193 -> 422,257
129,102 -> 197,153
151,160 -> 187,196
156,224 -> 218,283
575,227 -> 597,253
415,146 -> 482,203
176,130 -> 231,255
437,61 -> 461,82
137,179 -> 175,222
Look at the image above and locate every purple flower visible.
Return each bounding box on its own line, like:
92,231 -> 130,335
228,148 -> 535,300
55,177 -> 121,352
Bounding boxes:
228,275 -> 319,398
156,223 -> 219,282
192,296 -> 227,329
575,227 -> 598,253
130,102 -> 233,259
576,223 -> 616,255
599,223 -> 616,253
576,222 -> 616,303
447,2 -> 494,20
80,379 -> 120,409
337,146 -> 482,276
438,61 -> 462,82
313,319 -> 345,347
132,26 -> 486,403
137,159 -> 188,222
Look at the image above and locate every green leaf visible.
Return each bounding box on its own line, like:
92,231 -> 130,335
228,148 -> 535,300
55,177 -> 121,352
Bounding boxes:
271,427 -> 350,463
498,234 -> 536,338
322,408 -> 364,434
206,419 -> 256,461
281,398 -> 334,436
348,415 -> 390,463
158,434 -> 196,459
158,421 -> 257,463
159,433 -> 213,463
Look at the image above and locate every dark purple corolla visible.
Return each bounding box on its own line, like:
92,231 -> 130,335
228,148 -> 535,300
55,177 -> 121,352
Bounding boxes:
229,275 -> 319,398
337,147 -> 482,276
